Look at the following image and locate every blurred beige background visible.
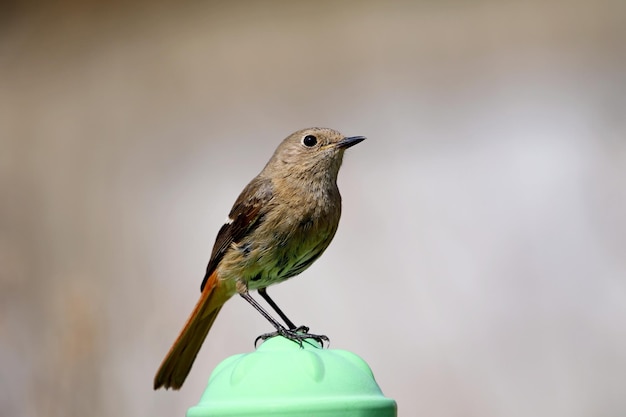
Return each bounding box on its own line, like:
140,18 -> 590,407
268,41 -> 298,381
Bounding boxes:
1,0 -> 625,416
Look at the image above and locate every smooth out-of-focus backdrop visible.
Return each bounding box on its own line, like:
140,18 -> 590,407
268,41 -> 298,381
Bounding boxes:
1,0 -> 625,416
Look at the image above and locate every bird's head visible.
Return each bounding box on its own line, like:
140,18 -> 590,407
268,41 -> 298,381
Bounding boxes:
263,127 -> 365,182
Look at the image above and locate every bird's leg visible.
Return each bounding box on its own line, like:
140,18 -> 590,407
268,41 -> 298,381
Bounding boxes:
239,291 -> 285,332
258,287 -> 297,330
238,291 -> 329,348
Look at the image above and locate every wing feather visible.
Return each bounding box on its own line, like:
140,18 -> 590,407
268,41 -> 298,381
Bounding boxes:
200,177 -> 273,291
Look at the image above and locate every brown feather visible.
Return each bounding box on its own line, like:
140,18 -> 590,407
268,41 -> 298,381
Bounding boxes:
154,271 -> 231,390
201,178 -> 274,291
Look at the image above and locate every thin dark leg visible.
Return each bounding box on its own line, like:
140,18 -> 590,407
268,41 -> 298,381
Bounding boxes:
239,291 -> 329,348
239,292 -> 285,331
258,287 -> 297,330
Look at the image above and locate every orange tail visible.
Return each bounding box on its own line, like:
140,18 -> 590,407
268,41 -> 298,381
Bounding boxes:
154,271 -> 229,390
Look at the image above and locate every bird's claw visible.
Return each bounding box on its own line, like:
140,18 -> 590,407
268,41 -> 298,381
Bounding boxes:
254,326 -> 329,348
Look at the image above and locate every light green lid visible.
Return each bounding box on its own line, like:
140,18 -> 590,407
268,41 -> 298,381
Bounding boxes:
187,336 -> 397,417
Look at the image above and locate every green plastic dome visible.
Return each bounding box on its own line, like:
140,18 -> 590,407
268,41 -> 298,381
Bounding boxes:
187,336 -> 397,417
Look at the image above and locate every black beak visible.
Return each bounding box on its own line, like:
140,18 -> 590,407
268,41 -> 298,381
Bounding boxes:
336,136 -> 366,149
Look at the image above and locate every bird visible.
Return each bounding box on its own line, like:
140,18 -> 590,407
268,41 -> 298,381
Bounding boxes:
154,127 -> 365,390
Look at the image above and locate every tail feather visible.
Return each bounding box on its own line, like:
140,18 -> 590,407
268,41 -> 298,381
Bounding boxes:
154,271 -> 227,390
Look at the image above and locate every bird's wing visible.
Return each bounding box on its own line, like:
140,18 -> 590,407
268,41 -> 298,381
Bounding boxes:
200,177 -> 274,291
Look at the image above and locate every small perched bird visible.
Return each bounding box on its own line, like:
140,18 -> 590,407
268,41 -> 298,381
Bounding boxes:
154,127 -> 365,390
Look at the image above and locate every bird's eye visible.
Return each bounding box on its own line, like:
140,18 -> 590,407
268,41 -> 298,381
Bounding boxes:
302,135 -> 318,147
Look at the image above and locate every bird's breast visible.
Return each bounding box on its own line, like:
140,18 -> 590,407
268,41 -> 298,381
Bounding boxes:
217,191 -> 341,292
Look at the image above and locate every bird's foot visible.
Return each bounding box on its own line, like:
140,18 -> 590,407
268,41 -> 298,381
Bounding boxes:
255,325 -> 329,348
